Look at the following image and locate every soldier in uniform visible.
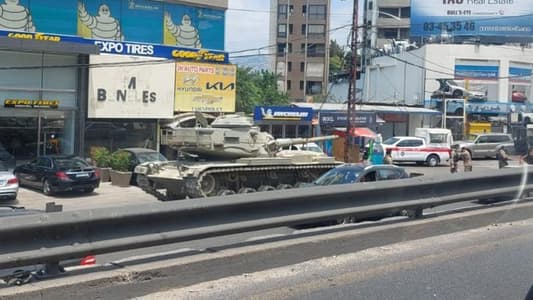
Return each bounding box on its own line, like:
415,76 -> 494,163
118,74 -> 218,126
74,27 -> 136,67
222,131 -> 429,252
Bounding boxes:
497,146 -> 511,169
461,147 -> 472,172
383,149 -> 393,165
450,146 -> 460,173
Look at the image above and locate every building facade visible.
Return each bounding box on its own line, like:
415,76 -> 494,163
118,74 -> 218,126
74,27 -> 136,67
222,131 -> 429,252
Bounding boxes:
269,0 -> 330,102
0,0 -> 228,165
366,0 -> 411,51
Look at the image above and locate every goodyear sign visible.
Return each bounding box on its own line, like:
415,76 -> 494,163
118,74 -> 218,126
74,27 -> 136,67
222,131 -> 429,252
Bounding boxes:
175,62 -> 236,112
4,99 -> 59,109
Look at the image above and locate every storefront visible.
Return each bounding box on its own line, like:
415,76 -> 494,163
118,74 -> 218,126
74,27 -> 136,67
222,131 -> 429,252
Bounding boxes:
0,0 -> 228,164
253,106 -> 314,138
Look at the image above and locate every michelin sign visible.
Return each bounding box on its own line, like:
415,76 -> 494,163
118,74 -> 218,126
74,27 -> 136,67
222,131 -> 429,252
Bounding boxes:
411,0 -> 533,41
254,106 -> 314,122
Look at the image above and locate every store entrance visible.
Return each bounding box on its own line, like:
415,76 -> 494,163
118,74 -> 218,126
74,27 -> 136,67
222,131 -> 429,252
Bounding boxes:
0,109 -> 75,166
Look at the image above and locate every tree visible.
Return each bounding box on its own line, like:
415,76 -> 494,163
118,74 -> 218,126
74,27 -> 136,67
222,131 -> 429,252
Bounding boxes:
235,67 -> 289,113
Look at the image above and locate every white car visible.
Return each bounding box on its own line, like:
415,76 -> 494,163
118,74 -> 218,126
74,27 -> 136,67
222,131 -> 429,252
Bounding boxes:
0,171 -> 18,201
382,136 -> 451,167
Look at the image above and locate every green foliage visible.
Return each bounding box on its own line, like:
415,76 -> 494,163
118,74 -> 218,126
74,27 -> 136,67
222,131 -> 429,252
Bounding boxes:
90,147 -> 111,168
236,67 -> 289,113
109,151 -> 132,172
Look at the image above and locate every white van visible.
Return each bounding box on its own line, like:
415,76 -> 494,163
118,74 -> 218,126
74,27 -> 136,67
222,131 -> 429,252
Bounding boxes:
414,128 -> 453,148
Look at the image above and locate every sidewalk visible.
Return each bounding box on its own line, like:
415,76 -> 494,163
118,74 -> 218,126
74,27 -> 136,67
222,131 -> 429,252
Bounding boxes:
10,182 -> 158,212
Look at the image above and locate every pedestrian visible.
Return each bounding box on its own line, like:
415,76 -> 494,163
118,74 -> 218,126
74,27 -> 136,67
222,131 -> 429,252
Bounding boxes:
520,146 -> 533,165
497,146 -> 511,169
461,147 -> 472,172
383,149 -> 393,164
450,146 -> 460,173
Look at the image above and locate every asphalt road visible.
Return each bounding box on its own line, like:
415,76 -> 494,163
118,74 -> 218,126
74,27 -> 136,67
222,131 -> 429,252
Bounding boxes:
137,218 -> 533,300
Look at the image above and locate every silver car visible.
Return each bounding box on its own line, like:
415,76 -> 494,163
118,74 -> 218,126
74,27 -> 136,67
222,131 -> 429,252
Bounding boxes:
0,170 -> 18,201
453,133 -> 515,159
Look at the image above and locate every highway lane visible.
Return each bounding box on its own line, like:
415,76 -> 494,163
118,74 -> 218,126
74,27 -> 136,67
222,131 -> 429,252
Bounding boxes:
137,218 -> 533,300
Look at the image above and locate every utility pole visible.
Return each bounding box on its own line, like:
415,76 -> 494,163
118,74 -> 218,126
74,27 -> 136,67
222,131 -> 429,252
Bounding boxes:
344,0 -> 359,162
303,0 -> 310,101
284,0 -> 291,93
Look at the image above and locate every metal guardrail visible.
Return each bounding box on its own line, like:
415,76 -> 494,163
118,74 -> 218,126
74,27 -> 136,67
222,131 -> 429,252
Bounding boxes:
1,167 -> 532,270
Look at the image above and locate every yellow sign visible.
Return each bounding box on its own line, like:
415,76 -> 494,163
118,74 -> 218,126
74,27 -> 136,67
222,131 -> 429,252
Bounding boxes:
8,32 -> 61,42
175,62 -> 236,112
171,49 -> 226,63
4,99 -> 59,109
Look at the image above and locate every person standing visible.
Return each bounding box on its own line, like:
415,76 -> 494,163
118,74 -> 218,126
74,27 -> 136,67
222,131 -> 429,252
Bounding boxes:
383,149 -> 393,165
461,147 -> 472,172
450,146 -> 460,173
497,146 -> 511,169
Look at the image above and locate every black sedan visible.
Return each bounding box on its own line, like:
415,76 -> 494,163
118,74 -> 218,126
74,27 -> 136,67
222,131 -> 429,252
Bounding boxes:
310,163 -> 410,187
14,155 -> 100,195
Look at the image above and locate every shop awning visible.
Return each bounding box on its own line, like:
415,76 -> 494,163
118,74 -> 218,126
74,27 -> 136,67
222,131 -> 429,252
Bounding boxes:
333,127 -> 377,138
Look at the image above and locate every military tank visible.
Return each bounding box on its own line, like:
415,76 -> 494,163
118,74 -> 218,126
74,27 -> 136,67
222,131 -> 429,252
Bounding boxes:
135,113 -> 341,201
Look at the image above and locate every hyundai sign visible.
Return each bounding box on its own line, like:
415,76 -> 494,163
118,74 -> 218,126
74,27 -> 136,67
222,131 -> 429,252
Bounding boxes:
411,0 -> 533,41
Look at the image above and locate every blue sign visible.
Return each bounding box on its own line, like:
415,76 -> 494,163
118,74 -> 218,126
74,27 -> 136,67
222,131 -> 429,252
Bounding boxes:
254,106 -> 313,122
0,30 -> 228,62
455,65 -> 499,79
509,67 -> 532,82
319,112 -> 376,128
411,0 -> 533,41
0,0 -> 224,50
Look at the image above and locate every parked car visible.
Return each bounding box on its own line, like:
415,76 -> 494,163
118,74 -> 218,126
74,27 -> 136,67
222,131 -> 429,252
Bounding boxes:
431,79 -> 487,100
452,133 -> 515,159
0,171 -> 18,201
512,90 -> 528,102
310,164 -> 411,187
14,155 -> 100,196
382,136 -> 451,167
119,148 -> 168,185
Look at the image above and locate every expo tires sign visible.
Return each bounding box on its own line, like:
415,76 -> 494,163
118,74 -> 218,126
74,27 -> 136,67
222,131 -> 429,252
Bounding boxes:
88,55 -> 175,119
411,0 -> 533,41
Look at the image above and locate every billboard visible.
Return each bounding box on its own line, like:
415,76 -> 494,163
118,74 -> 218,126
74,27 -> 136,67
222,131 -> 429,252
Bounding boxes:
411,0 -> 533,41
88,55 -> 175,119
253,106 -> 314,122
175,62 -> 236,113
0,0 -> 224,50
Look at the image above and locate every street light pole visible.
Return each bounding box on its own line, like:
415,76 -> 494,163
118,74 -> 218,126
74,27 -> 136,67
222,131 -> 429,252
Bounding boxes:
303,0 -> 310,101
344,0 -> 358,162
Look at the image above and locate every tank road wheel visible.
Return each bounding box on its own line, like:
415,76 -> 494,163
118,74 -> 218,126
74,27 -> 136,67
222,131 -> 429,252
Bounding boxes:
238,187 -> 256,194
200,174 -> 217,196
258,185 -> 276,192
276,184 -> 293,190
217,189 -> 236,196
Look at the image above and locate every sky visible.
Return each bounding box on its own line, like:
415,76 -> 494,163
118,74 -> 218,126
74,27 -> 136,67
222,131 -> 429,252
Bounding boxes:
225,0 -> 355,56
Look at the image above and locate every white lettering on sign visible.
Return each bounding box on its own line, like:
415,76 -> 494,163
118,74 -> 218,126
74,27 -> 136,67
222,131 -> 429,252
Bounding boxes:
272,111 -> 309,118
94,41 -> 155,56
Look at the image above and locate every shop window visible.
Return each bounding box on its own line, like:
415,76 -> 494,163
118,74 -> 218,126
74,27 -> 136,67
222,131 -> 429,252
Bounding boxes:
259,125 -> 270,133
285,125 -> 296,138
271,125 -> 283,138
298,125 -> 310,137
84,120 -> 157,155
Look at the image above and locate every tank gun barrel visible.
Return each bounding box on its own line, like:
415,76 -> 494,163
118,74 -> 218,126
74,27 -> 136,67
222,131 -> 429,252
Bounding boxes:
265,135 -> 338,153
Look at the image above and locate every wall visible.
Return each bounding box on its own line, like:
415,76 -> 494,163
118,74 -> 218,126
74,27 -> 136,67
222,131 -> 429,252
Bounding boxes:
364,47 -> 425,105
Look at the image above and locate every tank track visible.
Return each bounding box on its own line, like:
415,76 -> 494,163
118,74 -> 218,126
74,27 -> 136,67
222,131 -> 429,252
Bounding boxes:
189,163 -> 340,198
138,163 -> 339,201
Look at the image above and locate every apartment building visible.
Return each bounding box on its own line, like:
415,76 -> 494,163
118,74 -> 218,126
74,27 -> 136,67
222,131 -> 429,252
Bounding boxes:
366,0 -> 411,50
270,0 -> 331,102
